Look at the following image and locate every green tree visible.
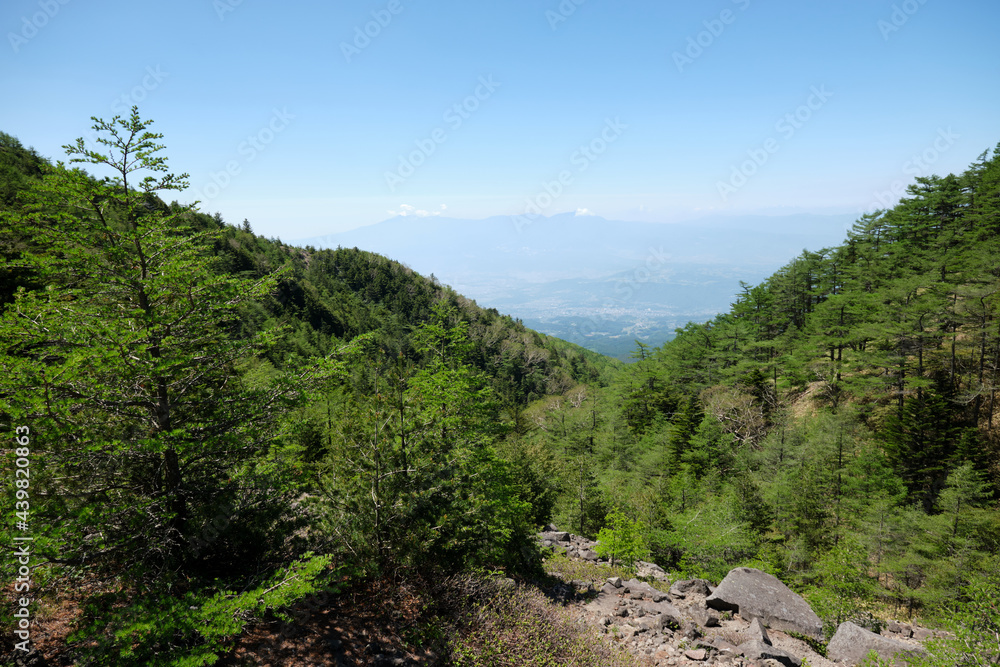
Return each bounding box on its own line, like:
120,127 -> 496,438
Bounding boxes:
317,307 -> 542,573
909,561 -> 1000,667
594,507 -> 649,571
803,539 -> 880,638
882,386 -> 963,512
0,109 -> 310,575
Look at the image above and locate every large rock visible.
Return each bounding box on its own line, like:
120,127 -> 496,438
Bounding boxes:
669,578 -> 714,598
688,605 -> 721,628
827,621 -> 927,665
636,560 -> 670,580
623,578 -> 669,602
539,530 -> 570,543
635,599 -> 684,628
706,567 -> 823,640
748,617 -> 772,645
737,640 -> 802,667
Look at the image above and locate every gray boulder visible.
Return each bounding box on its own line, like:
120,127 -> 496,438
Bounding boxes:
669,578 -> 714,598
886,620 -> 912,637
688,605 -> 721,628
539,530 -> 570,542
635,599 -> 684,628
680,620 -> 703,641
748,617 -> 772,645
623,578 -> 669,602
737,639 -> 802,667
706,567 -> 823,640
639,612 -> 678,632
636,560 -> 669,580
827,621 -> 927,665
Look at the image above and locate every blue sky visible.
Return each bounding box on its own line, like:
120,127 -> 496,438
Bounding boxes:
2,0 -> 998,240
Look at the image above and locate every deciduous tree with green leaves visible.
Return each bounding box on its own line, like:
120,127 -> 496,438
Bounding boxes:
594,507 -> 649,571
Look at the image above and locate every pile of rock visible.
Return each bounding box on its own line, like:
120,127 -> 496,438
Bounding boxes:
827,622 -> 929,666
539,529 -> 601,562
538,529 -> 933,667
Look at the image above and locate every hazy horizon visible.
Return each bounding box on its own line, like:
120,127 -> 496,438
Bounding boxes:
2,0 -> 997,240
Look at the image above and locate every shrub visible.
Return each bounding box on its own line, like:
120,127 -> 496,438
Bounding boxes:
69,554 -> 337,666
445,575 -> 642,667
593,507 -> 650,572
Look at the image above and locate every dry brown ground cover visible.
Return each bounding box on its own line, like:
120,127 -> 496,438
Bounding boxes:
4,569 -> 646,667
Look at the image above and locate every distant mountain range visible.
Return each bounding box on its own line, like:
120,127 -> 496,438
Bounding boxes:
294,212 -> 857,359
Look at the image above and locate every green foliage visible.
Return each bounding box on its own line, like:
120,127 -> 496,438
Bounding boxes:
657,496 -> 761,581
594,507 -> 650,571
0,117 -> 619,663
882,386 -> 966,512
71,554 -> 337,666
909,562 -> 1000,667
859,651 -> 894,667
529,142 -> 1000,634
3,121 -> 999,662
0,109 -> 319,577
802,539 -> 881,638
313,311 -> 543,575
541,552 -> 634,586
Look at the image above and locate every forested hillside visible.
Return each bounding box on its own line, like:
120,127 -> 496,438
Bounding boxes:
530,143 -> 1000,652
2,111 -> 999,667
0,113 -> 616,666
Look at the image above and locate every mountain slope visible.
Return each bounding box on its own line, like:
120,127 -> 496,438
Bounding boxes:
296,212 -> 857,358
525,144 -> 1000,640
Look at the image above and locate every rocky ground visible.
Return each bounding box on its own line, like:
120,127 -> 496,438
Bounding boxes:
537,528 -> 939,667
13,530 -> 945,667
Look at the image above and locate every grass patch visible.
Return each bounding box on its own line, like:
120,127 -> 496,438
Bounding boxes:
542,553 -> 633,586
444,575 -> 646,667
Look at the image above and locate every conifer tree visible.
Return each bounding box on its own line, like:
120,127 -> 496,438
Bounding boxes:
0,109 -> 309,574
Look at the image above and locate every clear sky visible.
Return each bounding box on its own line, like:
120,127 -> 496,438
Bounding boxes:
2,0 -> 998,239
